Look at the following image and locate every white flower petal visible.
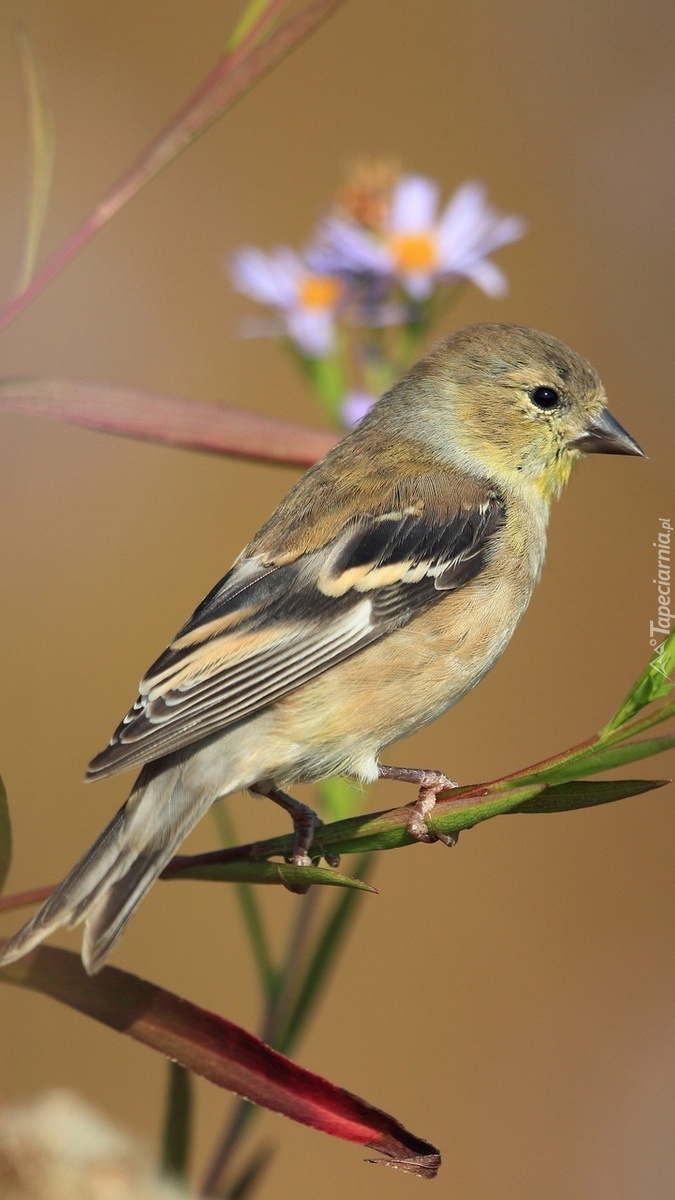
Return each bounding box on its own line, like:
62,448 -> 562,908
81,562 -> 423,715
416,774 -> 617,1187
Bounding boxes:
474,214 -> 528,258
389,175 -> 440,234
286,307 -> 336,357
274,247 -> 306,288
435,182 -> 525,288
460,259 -> 509,298
438,181 -> 488,233
229,247 -> 300,307
437,182 -> 492,258
308,217 -> 391,275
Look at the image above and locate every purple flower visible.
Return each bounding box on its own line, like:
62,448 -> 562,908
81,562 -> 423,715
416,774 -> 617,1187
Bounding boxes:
229,246 -> 341,358
309,176 -> 525,301
341,390 -> 378,429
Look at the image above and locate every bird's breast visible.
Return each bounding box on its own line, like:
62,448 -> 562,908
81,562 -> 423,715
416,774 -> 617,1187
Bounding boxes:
271,515 -> 544,786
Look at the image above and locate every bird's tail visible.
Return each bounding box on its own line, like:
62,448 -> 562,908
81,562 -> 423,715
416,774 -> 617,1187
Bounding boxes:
0,753 -> 222,975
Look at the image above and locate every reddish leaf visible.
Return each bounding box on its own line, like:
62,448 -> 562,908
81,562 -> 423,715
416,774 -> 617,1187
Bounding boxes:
0,379 -> 337,466
0,943 -> 440,1177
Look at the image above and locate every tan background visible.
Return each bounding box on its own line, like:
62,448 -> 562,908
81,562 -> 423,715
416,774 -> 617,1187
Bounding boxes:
1,2 -> 674,1197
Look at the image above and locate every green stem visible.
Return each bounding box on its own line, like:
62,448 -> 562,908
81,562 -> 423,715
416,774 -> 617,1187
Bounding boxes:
290,345 -> 347,420
161,1062 -> 192,1183
601,699 -> 675,744
211,802 -> 277,1000
201,889 -> 321,1196
276,854 -> 373,1055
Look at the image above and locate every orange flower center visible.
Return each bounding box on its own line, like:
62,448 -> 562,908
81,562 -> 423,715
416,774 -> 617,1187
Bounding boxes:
299,275 -> 340,309
389,231 -> 437,273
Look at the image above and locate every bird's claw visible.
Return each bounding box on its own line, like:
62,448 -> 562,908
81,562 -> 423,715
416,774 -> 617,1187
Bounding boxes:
406,773 -> 459,846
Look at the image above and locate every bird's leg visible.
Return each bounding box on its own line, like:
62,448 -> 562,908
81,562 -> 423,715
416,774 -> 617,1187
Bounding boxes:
250,782 -> 339,869
378,765 -> 459,846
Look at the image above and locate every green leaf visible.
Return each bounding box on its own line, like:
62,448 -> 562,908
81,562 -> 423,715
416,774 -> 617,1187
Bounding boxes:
15,27 -> 55,293
166,857 -> 375,891
602,700 -> 675,747
398,782 -> 550,843
161,1061 -> 192,1183
603,629 -> 675,735
0,776 -> 11,897
276,855 -> 374,1056
520,735 -> 675,786
514,777 -> 667,814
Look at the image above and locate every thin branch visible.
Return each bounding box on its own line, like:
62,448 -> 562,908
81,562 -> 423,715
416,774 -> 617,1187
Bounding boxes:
0,884 -> 54,914
1,776 -> 669,917
0,0 -> 349,334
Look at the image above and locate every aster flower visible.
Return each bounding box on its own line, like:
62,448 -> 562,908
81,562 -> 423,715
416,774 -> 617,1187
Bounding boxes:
308,175 -> 525,301
229,246 -> 341,358
341,389 -> 378,429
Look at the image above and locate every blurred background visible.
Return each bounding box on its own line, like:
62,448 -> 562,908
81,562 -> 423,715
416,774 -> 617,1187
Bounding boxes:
0,1 -> 674,1197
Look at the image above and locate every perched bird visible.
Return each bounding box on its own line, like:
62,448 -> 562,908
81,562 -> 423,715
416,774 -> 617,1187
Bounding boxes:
0,324 -> 643,974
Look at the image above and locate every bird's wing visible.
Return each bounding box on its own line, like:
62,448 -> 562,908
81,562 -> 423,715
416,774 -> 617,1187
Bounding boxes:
87,485 -> 505,778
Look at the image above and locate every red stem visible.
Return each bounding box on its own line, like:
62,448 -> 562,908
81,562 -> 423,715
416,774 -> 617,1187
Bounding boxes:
0,884 -> 54,913
0,0 -> 348,334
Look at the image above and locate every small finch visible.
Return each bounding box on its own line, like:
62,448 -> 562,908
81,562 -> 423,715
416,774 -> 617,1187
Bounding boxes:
0,324 -> 643,974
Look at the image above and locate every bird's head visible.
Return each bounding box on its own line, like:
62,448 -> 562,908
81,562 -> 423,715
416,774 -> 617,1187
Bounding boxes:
404,323 -> 644,502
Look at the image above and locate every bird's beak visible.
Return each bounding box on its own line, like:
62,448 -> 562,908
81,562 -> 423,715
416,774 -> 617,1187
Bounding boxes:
571,408 -> 645,457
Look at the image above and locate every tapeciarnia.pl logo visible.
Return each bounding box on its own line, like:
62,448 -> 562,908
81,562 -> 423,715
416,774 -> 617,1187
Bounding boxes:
650,517 -> 672,678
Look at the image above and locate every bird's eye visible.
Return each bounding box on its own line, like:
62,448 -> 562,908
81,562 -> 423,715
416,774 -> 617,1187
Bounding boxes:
530,385 -> 561,411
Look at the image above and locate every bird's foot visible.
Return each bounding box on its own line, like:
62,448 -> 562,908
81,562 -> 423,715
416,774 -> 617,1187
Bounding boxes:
250,782 -> 340,884
378,765 -> 459,845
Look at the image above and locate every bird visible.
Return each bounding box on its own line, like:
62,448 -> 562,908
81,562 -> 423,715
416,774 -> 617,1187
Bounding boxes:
0,323 -> 643,974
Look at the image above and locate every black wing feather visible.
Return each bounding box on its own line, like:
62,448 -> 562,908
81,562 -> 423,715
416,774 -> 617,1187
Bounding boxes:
87,493 -> 506,778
